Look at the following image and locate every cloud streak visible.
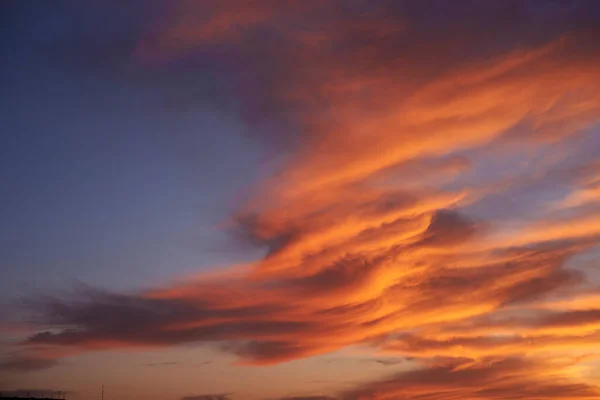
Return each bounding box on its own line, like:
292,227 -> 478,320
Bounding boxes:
181,395 -> 232,400
341,357 -> 600,400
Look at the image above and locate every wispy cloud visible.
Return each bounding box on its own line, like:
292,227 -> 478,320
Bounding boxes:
142,361 -> 178,367
141,360 -> 212,367
181,394 -> 232,400
277,397 -> 336,400
0,356 -> 60,372
361,358 -> 406,367
341,356 -> 600,400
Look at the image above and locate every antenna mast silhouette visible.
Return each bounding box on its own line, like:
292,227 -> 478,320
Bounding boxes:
101,386 -> 104,400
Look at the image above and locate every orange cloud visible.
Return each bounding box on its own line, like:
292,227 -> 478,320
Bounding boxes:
340,356 -> 600,400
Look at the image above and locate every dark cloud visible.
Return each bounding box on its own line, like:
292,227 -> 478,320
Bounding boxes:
142,360 -> 212,367
416,209 -> 478,247
363,358 -> 405,366
540,308 -> 600,328
0,356 -> 59,372
277,397 -> 336,400
228,340 -> 317,365
23,285 -> 308,350
288,255 -> 384,294
181,394 -> 232,400
133,0 -> 600,145
143,361 -> 178,367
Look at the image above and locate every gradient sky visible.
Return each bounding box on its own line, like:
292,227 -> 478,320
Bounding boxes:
1,1 -> 600,400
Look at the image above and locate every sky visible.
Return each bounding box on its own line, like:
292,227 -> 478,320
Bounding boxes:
1,1 -> 600,399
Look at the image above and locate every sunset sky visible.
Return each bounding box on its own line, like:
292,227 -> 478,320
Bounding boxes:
1,1 -> 600,399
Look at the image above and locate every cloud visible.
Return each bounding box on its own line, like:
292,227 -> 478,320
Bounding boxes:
341,356 -> 600,400
277,397 -> 336,400
181,394 -> 232,400
15,224 -> 596,370
4,1 -> 600,397
414,209 -> 478,247
0,356 -> 59,372
362,358 -> 405,367
143,361 -> 178,367
276,356 -> 600,400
